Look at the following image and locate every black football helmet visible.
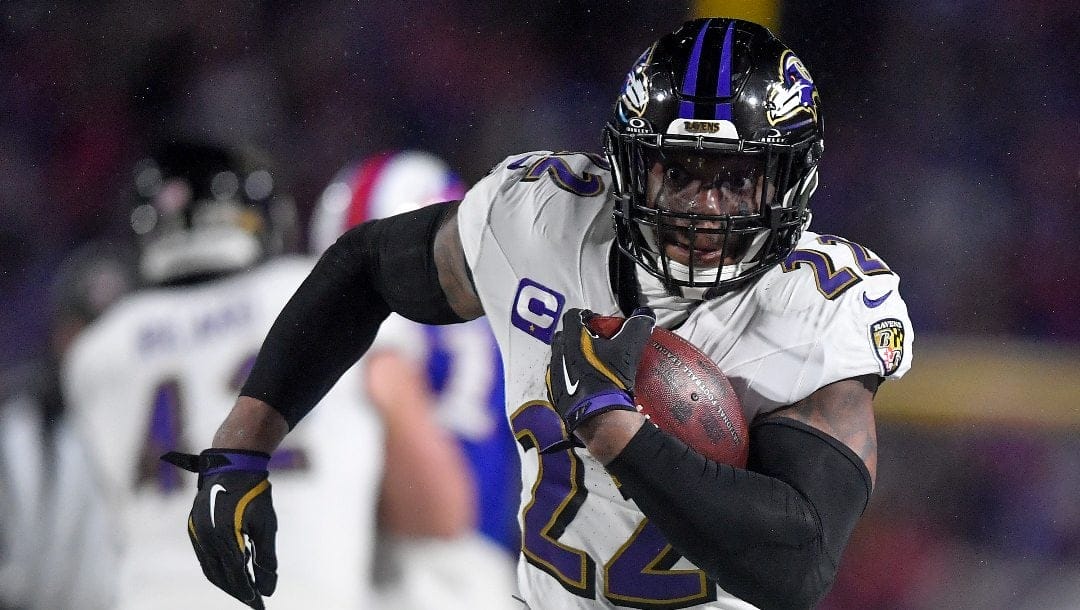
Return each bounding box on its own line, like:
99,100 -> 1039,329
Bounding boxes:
128,140 -> 297,285
604,18 -> 824,297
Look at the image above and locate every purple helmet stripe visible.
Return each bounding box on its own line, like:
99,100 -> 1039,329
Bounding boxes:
678,99 -> 695,119
713,22 -> 736,120
678,18 -> 712,118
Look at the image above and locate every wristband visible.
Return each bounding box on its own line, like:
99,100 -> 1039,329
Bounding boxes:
563,390 -> 637,431
202,449 -> 271,475
161,448 -> 271,488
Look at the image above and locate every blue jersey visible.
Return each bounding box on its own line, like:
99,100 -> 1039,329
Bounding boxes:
422,321 -> 519,554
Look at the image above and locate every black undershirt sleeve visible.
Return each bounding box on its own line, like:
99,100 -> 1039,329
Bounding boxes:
240,202 -> 465,428
605,416 -> 872,610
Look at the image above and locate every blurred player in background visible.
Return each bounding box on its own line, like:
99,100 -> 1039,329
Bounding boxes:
61,140 -> 384,609
1,240 -> 136,609
310,150 -> 520,610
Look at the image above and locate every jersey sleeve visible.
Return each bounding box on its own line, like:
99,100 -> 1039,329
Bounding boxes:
61,305 -> 138,423
458,151 -> 614,274
845,266 -> 913,380
59,304 -> 145,494
758,234 -> 914,401
457,150 -> 552,272
456,151 -> 618,342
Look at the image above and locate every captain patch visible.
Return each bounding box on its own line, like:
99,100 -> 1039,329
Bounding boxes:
510,278 -> 565,344
869,318 -> 905,376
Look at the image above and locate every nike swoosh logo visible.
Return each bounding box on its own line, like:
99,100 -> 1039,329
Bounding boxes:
209,484 -> 226,528
561,356 -> 580,396
862,290 -> 893,308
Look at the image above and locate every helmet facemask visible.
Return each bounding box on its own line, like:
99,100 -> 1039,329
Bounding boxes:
608,127 -> 819,298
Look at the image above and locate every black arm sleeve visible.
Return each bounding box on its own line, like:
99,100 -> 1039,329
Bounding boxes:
240,202 -> 466,428
605,417 -> 872,610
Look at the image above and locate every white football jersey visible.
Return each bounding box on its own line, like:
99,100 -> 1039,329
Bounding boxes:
62,256 -> 383,610
0,395 -> 48,608
458,151 -> 913,610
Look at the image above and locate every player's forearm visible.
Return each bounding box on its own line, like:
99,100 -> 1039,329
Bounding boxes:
606,419 -> 871,609
212,396 -> 290,452
575,409 -> 647,464
366,352 -> 477,538
377,410 -> 477,537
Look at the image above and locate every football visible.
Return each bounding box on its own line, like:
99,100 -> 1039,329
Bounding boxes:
588,315 -> 748,468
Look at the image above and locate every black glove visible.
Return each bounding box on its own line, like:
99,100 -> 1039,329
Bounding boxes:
161,449 -> 278,610
544,307 -> 655,450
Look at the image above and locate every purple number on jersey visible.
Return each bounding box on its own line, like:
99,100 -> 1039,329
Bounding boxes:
508,153 -> 609,197
136,352 -> 307,492
511,402 -> 717,608
781,235 -> 892,299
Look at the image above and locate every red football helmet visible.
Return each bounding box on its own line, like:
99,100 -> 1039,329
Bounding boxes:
309,150 -> 467,254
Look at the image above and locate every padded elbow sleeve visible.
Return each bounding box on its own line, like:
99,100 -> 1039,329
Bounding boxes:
748,418 -> 872,579
606,417 -> 871,609
241,202 -> 465,427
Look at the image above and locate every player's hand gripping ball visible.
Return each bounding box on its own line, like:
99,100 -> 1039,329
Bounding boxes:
588,315 -> 748,468
546,308 -> 657,439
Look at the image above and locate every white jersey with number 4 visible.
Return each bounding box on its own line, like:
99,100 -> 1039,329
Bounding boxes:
458,151 -> 913,610
62,256 -> 383,610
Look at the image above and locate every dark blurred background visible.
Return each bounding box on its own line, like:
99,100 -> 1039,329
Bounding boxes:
1,1 -> 1078,608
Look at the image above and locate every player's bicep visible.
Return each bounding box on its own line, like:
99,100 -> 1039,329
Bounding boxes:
335,200 -> 476,325
763,374 -> 879,485
433,203 -> 483,320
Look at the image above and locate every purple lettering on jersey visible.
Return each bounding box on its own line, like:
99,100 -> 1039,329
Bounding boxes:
267,447 -> 308,471
781,249 -> 860,300
605,519 -> 715,606
138,380 -> 185,492
512,401 -> 717,605
511,279 -> 565,344
513,402 -> 595,597
138,323 -> 179,356
817,234 -> 892,276
193,301 -> 253,340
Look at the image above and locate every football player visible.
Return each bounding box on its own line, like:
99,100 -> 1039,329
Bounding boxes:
168,19 -> 914,610
62,141 -> 383,608
311,150 -> 520,609
0,240 -> 135,609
